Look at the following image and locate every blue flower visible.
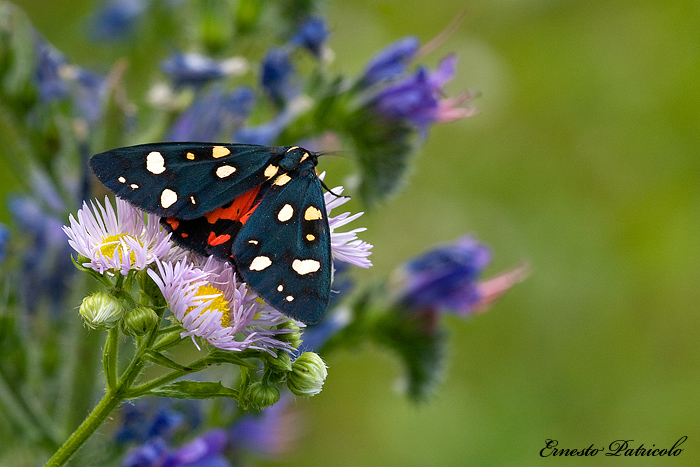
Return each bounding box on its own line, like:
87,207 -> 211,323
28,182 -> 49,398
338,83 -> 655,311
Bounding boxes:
393,235 -> 491,315
234,110 -> 292,145
368,53 -> 474,132
7,195 -> 74,314
33,34 -> 69,102
33,34 -> 108,125
115,400 -> 191,444
234,95 -> 311,145
89,0 -> 147,41
69,66 -> 108,125
261,48 -> 297,107
167,86 -> 255,141
0,223 -> 9,265
358,36 -> 420,89
289,16 -> 329,58
160,52 -> 247,88
229,396 -> 295,457
122,429 -> 230,467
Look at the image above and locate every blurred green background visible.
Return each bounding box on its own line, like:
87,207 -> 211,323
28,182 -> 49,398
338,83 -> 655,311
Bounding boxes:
6,0 -> 700,465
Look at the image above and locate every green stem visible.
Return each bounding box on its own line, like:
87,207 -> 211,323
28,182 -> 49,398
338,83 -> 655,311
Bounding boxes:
42,388 -> 123,467
44,317 -> 162,466
126,356 -> 212,397
104,328 -> 119,391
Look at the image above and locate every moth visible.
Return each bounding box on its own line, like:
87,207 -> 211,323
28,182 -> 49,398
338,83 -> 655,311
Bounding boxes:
90,143 -> 332,324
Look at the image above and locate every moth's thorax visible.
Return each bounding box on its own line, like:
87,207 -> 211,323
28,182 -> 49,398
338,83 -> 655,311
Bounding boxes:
278,146 -> 318,172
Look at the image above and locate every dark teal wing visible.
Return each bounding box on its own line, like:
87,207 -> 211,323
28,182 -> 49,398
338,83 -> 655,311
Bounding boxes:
89,142 -> 283,220
232,169 -> 332,324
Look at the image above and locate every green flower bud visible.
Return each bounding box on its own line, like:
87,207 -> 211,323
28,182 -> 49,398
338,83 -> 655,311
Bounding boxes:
245,381 -> 280,410
287,352 -> 327,397
79,292 -> 124,330
276,320 -> 303,349
267,351 -> 292,374
122,306 -> 159,336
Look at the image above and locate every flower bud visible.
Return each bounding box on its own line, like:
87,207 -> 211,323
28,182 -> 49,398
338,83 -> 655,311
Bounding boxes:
245,381 -> 280,410
79,292 -> 124,330
287,352 -> 327,397
267,351 -> 292,373
276,320 -> 303,349
122,306 -> 159,336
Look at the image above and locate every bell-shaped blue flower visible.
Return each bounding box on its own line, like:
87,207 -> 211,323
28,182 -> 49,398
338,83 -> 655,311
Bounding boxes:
167,86 -> 255,141
261,48 -> 297,107
358,36 -> 420,89
160,52 -> 247,88
289,16 -> 329,58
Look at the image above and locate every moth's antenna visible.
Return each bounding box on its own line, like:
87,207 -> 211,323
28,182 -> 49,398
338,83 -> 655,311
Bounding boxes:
319,178 -> 344,198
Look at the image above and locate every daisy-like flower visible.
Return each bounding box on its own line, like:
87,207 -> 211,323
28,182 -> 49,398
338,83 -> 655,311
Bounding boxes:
148,256 -> 297,355
63,196 -> 172,275
323,183 -> 373,269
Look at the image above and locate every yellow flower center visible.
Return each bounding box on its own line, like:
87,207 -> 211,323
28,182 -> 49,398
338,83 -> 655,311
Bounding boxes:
98,234 -> 139,264
188,285 -> 231,327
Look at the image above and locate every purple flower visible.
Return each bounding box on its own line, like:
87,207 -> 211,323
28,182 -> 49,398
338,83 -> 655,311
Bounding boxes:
0,223 -> 9,265
289,16 -> 329,58
116,403 -> 184,444
33,34 -> 69,102
89,0 -> 147,41
368,54 -> 475,132
261,48 -> 297,106
8,194 -> 74,314
122,429 -> 230,467
234,95 -> 311,145
393,235 -> 527,316
167,86 -> 255,141
160,52 -> 247,88
68,66 -> 108,124
393,235 -> 491,315
358,36 -> 420,89
229,396 -> 297,457
33,34 -> 108,124
234,112 -> 290,146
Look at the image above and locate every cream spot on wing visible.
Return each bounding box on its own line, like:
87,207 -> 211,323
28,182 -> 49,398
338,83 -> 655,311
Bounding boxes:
273,173 -> 292,186
160,188 -> 178,208
146,151 -> 166,174
277,204 -> 294,222
130,183 -> 139,189
118,176 -> 126,183
248,239 -> 259,245
285,295 -> 294,302
249,256 -> 272,271
212,146 -> 231,158
304,206 -> 323,221
186,152 -> 195,160
277,284 -> 284,292
215,165 -> 236,178
264,164 -> 279,179
306,234 -> 316,241
190,195 -> 197,204
292,259 -> 321,275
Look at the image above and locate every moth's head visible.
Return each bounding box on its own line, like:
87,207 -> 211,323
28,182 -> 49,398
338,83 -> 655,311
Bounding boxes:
279,145 -> 318,171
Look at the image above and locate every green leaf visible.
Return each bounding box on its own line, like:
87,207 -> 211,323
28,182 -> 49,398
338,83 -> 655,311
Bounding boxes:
147,380 -> 239,400
375,308 -> 447,402
206,349 -> 258,369
346,111 -> 418,208
145,351 -> 187,371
